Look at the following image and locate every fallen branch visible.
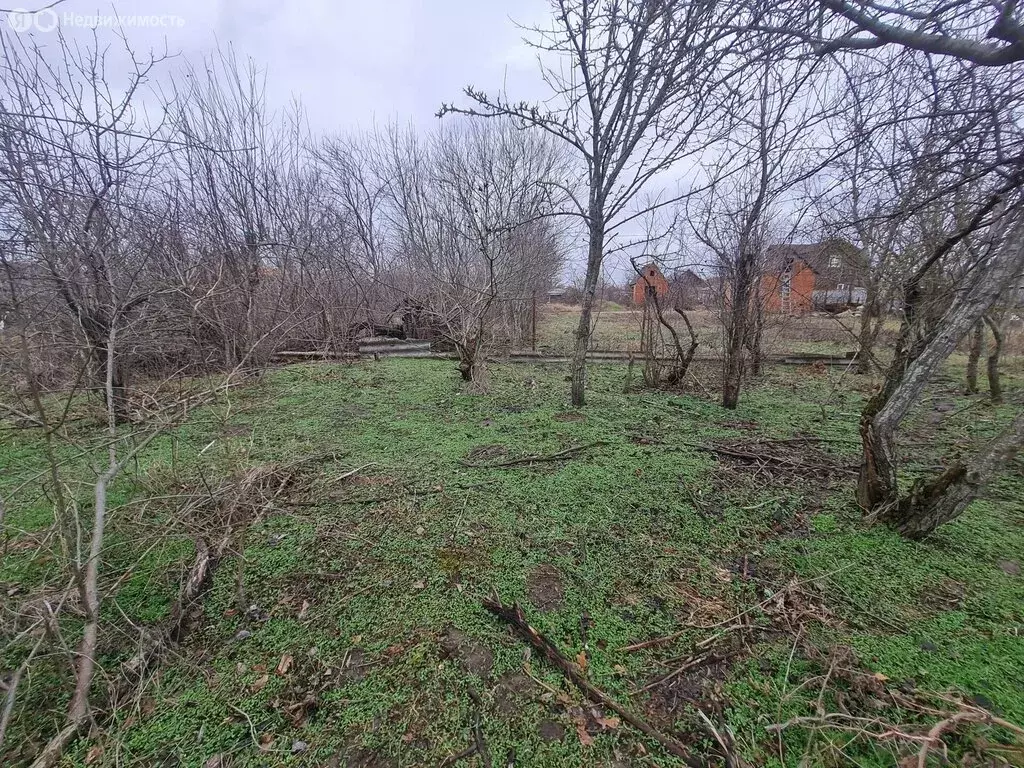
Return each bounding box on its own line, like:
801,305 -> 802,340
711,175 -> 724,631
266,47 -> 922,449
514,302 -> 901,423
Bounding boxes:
917,707 -> 1024,768
460,442 -> 605,469
440,687 -> 492,767
682,441 -> 856,474
482,597 -> 699,766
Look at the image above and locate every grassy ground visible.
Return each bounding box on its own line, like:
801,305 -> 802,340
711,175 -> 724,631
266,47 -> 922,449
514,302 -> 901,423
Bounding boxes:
535,304 -> 877,358
2,356 -> 1023,767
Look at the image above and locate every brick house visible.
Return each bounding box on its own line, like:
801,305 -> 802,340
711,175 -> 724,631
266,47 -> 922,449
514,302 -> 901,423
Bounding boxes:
631,263 -> 670,305
667,268 -> 708,309
768,240 -> 868,309
759,256 -> 816,315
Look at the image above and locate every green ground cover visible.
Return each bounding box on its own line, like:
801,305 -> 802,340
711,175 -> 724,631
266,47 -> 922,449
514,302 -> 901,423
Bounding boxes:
2,357 -> 1021,767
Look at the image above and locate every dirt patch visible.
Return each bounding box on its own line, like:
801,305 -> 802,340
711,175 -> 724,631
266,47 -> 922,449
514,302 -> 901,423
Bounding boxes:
919,577 -> 968,612
335,746 -> 397,768
552,411 -> 585,422
999,560 -> 1021,576
527,565 -> 566,613
439,626 -> 494,677
492,672 -> 537,715
340,648 -> 369,682
538,719 -> 566,742
644,655 -> 737,730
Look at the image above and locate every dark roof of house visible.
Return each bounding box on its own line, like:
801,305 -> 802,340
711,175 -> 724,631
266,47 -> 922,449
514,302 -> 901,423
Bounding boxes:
765,239 -> 865,275
671,268 -> 707,287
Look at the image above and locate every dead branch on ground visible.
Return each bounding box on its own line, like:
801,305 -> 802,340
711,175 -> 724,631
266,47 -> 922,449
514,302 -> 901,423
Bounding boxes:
460,442 -> 605,469
482,596 -> 700,766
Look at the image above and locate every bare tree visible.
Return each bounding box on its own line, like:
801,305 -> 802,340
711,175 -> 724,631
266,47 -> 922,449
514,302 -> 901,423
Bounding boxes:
0,30 -> 174,419
441,0 -> 748,405
757,1 -> 1024,535
812,0 -> 1024,66
691,37 -> 833,408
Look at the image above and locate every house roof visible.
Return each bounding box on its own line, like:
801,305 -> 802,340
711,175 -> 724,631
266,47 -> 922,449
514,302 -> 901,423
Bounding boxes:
765,239 -> 865,275
672,268 -> 707,287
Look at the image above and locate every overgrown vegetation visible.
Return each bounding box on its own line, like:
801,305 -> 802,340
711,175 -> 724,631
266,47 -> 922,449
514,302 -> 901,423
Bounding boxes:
4,358 -> 1021,766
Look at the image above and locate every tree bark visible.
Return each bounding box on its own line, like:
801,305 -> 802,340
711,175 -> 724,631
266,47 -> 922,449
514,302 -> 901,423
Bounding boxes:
570,219 -> 605,407
982,314 -> 1003,404
722,255 -> 755,410
878,413 -> 1024,539
858,230 -> 1024,518
856,281 -> 883,374
965,320 -> 983,394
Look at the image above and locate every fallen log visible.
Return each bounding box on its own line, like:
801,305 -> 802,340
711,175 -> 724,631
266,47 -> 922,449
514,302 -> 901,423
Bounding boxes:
482,597 -> 701,766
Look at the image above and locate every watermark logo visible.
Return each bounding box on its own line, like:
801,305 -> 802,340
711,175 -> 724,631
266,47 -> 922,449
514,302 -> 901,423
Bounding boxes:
7,8 -> 185,32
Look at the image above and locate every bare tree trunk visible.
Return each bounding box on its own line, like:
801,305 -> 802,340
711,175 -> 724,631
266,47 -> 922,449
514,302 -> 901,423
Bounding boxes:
878,413 -> 1024,539
965,320 -> 983,394
857,284 -> 883,374
858,229 -> 1024,519
571,220 -> 604,407
722,257 -> 755,410
641,301 -> 661,388
982,314 -> 1003,404
746,302 -> 764,377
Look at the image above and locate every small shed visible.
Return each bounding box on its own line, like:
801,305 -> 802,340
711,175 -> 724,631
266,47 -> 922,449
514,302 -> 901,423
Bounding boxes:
632,263 -> 670,306
546,286 -> 568,303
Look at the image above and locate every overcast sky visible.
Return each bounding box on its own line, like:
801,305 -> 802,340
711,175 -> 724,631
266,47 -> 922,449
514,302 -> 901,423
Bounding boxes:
5,0 -> 691,281
9,0 -> 554,132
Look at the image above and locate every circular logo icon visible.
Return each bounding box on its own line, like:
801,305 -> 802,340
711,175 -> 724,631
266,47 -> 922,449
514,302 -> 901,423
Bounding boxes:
33,8 -> 58,31
7,9 -> 34,32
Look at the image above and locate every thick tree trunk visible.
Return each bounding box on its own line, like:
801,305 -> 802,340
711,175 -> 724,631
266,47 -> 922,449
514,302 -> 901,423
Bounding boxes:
965,320 -> 983,394
858,230 -> 1024,519
746,303 -> 764,377
722,256 -> 755,410
570,220 -> 605,407
982,314 -> 1003,404
878,413 -> 1024,538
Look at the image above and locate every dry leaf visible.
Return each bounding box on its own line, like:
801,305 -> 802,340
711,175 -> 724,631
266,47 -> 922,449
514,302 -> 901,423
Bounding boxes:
297,600 -> 310,620
574,718 -> 594,747
595,716 -> 621,730
258,733 -> 274,753
576,651 -> 588,671
276,653 -> 294,675
873,672 -> 890,682
85,745 -> 104,765
251,673 -> 269,692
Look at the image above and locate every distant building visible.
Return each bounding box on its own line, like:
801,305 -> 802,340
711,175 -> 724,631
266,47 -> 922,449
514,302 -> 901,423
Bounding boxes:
546,286 -> 568,303
668,269 -> 708,309
768,240 -> 868,311
759,255 -> 816,315
631,263 -> 670,305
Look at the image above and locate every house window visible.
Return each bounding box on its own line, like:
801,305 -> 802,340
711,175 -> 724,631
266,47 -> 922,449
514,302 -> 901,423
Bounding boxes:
828,255 -> 841,268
